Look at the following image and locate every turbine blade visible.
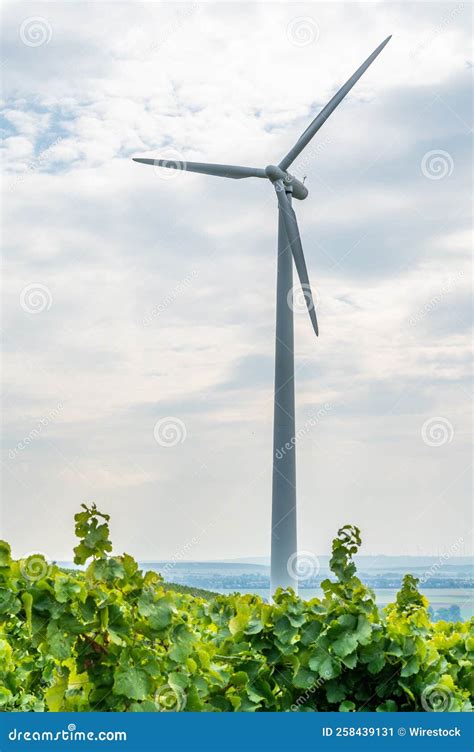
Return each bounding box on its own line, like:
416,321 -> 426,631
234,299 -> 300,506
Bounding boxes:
279,35 -> 392,172
275,183 -> 319,337
133,158 -> 266,180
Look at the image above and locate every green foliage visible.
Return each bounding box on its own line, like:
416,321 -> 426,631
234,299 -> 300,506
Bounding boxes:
161,582 -> 217,600
73,503 -> 112,564
0,509 -> 472,712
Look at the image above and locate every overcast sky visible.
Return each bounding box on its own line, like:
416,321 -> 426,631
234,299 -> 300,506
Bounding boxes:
1,1 -> 472,563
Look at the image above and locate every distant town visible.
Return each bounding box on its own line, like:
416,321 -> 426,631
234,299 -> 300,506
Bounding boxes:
141,555 -> 473,591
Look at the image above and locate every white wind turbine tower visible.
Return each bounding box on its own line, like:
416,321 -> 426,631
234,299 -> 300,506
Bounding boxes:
134,36 -> 391,594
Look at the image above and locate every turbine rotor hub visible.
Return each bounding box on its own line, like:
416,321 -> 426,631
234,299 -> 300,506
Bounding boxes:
265,164 -> 287,182
265,165 -> 308,201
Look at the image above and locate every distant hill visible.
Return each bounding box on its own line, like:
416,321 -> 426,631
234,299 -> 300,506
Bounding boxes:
57,554 -> 473,576
135,555 -> 473,575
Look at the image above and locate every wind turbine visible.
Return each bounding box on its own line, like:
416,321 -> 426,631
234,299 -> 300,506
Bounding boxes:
133,36 -> 391,595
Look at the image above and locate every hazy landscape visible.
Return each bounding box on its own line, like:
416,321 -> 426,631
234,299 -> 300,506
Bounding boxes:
139,556 -> 473,619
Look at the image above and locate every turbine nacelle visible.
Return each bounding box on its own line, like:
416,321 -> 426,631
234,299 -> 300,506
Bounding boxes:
265,165 -> 308,201
133,35 -> 392,342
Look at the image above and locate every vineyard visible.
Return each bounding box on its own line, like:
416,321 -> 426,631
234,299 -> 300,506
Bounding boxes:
0,504 -> 472,712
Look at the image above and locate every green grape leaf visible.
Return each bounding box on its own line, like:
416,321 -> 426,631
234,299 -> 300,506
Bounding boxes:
293,668 -> 316,690
45,672 -> 69,711
274,616 -> 298,644
325,681 -> 347,703
377,700 -> 398,711
47,624 -> 75,661
0,541 -> 12,567
54,574 -> 86,603
0,588 -> 20,615
113,667 -> 152,701
339,700 -> 356,712
332,632 -> 358,657
354,615 -> 372,644
400,656 -> 419,677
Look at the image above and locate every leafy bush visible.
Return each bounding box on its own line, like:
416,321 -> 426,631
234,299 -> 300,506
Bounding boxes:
0,506 -> 472,712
